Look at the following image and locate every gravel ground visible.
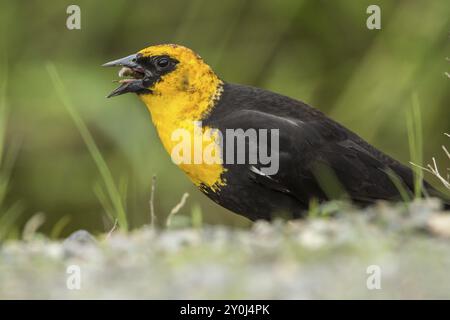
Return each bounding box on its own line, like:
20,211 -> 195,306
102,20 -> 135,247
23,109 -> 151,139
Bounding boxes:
1,199 -> 450,299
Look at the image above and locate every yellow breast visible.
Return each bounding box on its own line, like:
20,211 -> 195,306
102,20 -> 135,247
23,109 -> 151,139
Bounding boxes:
139,63 -> 226,192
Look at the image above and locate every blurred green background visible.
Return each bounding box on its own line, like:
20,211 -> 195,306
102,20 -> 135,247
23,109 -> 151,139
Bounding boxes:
0,0 -> 448,237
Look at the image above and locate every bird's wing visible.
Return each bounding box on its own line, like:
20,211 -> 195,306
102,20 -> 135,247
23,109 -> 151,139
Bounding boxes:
206,108 -> 414,205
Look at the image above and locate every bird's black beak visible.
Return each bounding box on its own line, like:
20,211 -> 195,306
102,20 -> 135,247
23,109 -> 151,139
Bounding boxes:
102,54 -> 139,68
103,54 -> 152,98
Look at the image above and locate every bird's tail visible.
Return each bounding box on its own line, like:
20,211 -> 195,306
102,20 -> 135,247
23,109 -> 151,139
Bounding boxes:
424,184 -> 450,211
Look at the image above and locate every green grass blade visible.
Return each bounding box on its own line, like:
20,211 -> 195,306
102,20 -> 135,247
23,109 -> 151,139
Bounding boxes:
0,52 -> 8,165
0,202 -> 24,241
406,93 -> 424,198
46,63 -> 128,231
93,182 -> 115,222
385,168 -> 412,205
191,203 -> 203,229
50,215 -> 71,239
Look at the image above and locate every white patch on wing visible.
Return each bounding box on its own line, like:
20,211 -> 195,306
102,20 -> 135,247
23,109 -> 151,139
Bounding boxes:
250,166 -> 275,180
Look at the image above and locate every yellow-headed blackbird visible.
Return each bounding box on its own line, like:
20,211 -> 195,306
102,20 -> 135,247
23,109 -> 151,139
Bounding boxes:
104,44 -> 449,220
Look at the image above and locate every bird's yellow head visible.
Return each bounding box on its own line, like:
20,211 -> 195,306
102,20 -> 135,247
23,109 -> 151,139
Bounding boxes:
103,44 -> 223,119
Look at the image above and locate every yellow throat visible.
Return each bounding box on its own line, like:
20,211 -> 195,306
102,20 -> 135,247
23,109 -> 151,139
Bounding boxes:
138,45 -> 226,192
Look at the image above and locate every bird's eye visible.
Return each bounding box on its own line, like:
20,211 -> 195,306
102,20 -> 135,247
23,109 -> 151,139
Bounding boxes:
157,57 -> 170,69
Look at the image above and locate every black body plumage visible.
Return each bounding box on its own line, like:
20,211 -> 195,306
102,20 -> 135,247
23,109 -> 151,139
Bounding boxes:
201,83 -> 448,220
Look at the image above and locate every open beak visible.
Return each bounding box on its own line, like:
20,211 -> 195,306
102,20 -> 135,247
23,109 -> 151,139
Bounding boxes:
103,54 -> 152,98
